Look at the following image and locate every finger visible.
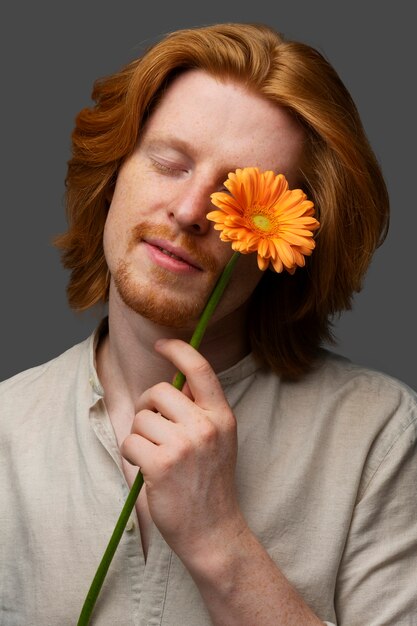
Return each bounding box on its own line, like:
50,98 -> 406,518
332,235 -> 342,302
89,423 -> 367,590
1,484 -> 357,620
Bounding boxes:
136,382 -> 198,426
132,408 -> 173,444
154,338 -> 227,410
121,432 -> 156,470
180,380 -> 194,400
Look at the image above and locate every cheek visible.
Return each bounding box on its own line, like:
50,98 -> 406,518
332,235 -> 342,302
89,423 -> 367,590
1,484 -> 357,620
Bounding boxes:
103,174 -> 143,255
102,204 -> 130,269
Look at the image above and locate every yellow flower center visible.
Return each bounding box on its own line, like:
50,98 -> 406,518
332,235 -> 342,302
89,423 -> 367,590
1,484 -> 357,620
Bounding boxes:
252,214 -> 271,232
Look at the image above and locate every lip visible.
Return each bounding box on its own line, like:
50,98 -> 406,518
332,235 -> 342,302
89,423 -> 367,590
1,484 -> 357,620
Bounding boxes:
143,238 -> 203,272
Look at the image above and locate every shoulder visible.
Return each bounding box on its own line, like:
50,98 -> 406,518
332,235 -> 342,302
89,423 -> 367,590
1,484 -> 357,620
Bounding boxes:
226,348 -> 417,422
253,347 -> 416,409
255,349 -> 417,456
312,349 -> 417,410
301,350 -> 417,478
0,335 -> 92,414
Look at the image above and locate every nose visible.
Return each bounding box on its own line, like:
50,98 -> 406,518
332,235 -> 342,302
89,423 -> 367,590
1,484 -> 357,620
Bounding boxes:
167,181 -> 214,235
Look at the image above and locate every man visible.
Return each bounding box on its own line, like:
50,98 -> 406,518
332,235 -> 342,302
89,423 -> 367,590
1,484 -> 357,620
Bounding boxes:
1,23 -> 416,625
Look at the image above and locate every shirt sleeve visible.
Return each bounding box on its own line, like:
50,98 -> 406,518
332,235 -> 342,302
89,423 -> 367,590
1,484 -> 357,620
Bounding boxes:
334,412 -> 417,625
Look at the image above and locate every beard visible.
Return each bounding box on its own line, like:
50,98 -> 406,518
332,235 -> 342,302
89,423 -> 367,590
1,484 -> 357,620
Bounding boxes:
111,222 -> 221,328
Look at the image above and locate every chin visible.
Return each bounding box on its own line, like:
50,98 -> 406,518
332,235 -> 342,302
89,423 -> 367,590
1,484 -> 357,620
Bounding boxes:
112,260 -> 208,329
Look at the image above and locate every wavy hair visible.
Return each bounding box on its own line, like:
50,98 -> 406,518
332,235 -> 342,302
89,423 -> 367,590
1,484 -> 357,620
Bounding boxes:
55,22 -> 389,379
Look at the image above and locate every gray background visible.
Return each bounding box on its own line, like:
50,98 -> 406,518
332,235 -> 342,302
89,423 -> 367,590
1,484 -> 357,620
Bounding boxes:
1,2 -> 415,389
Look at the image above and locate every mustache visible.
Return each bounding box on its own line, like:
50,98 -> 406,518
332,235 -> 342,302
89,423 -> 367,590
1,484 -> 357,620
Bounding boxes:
129,222 -> 219,274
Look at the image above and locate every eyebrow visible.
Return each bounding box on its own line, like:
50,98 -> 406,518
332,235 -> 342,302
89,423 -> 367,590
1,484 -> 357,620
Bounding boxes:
142,135 -> 191,156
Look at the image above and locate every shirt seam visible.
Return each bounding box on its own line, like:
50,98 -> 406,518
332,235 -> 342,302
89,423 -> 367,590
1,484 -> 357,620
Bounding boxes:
358,412 -> 417,501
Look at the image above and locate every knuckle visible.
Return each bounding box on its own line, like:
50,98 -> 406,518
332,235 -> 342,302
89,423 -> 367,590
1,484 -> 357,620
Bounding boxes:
157,438 -> 193,475
215,409 -> 237,438
139,382 -> 172,409
120,434 -> 137,463
158,452 -> 177,475
224,411 -> 237,432
154,381 -> 174,395
176,436 -> 193,458
199,420 -> 218,444
132,410 -> 146,432
148,383 -> 169,405
193,359 -> 213,378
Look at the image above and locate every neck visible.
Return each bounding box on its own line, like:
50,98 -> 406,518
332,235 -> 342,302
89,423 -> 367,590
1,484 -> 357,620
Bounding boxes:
96,288 -> 250,416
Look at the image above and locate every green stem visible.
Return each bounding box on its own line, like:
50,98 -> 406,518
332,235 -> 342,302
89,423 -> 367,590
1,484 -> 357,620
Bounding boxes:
77,250 -> 241,624
172,251 -> 241,389
77,470 -> 144,624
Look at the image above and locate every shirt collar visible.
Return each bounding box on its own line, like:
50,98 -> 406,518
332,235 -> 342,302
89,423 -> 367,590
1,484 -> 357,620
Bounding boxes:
86,316 -> 261,397
87,317 -> 109,398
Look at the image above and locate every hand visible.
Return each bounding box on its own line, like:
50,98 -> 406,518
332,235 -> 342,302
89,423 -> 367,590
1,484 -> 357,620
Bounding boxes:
121,338 -> 247,564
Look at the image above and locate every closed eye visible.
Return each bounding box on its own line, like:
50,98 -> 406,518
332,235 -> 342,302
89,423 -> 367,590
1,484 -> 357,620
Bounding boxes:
150,158 -> 186,176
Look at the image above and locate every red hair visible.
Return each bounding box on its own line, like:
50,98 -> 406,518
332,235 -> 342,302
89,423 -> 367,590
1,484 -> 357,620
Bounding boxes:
55,23 -> 389,378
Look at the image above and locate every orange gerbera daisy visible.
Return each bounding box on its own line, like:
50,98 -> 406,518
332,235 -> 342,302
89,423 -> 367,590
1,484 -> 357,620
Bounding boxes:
207,167 -> 320,273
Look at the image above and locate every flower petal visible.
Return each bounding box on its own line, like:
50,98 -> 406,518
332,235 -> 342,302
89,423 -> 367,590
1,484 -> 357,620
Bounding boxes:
208,167 -> 319,273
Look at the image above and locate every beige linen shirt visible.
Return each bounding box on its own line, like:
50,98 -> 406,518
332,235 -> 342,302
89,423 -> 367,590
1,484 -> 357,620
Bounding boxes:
1,325 -> 417,625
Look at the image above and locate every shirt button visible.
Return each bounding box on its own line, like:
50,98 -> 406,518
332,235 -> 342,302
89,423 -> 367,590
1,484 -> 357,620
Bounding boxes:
125,517 -> 135,532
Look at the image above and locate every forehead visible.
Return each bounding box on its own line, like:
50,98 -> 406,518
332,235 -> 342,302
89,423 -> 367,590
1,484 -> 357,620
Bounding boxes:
142,70 -> 305,181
